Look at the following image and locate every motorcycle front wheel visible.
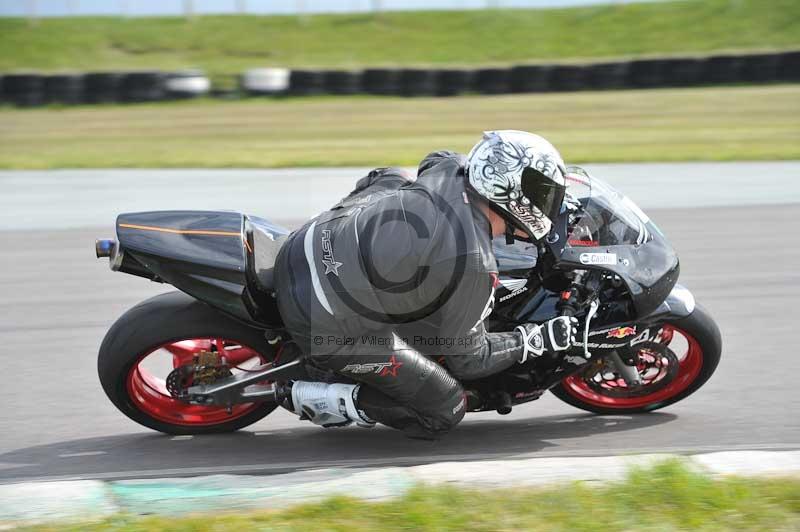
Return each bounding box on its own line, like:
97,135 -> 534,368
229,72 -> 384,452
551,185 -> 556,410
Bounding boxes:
551,304 -> 722,415
98,291 -> 278,435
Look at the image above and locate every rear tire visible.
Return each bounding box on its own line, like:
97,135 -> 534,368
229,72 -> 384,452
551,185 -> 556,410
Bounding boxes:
551,304 -> 722,414
98,291 -> 278,434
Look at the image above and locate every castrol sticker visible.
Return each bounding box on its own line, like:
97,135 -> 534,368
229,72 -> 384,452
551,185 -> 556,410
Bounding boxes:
579,252 -> 617,266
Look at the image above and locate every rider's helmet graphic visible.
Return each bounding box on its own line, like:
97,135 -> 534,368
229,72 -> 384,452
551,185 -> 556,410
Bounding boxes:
466,130 -> 567,241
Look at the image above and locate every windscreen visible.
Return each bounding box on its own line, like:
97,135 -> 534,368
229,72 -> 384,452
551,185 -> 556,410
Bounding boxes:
564,166 -> 656,248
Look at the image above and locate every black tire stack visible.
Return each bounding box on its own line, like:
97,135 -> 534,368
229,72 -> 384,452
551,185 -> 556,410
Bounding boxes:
587,62 -> 629,90
778,51 -> 800,81
434,69 -> 473,96
3,74 -> 45,107
399,69 -> 438,96
473,68 -> 511,94
550,65 -> 588,92
510,65 -> 552,93
43,74 -> 85,104
628,59 -> 669,89
703,55 -> 745,85
121,71 -> 167,103
289,70 -> 325,96
323,70 -> 362,95
362,68 -> 401,96
84,72 -> 124,103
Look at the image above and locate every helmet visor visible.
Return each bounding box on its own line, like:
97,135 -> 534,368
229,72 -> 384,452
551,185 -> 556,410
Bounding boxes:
521,167 -> 566,227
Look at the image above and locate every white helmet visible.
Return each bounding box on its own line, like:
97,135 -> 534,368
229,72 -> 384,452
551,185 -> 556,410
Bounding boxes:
466,130 -> 567,241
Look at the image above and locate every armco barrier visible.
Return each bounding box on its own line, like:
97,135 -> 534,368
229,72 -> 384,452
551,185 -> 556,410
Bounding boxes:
44,74 -> 84,104
509,65 -> 552,93
399,69 -> 437,96
434,69 -> 473,96
362,68 -> 401,95
474,68 -> 511,94
2,73 -> 44,107
323,70 -> 362,95
778,51 -> 800,81
289,70 -> 325,96
84,72 -> 124,103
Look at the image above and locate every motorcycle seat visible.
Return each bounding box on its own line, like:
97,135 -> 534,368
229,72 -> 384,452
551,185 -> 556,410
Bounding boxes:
248,222 -> 288,294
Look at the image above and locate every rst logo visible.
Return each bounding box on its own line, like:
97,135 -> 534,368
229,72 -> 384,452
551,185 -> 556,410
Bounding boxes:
320,229 -> 343,276
579,253 -> 617,266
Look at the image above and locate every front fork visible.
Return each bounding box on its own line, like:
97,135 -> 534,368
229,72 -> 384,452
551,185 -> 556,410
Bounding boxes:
563,283 -> 696,387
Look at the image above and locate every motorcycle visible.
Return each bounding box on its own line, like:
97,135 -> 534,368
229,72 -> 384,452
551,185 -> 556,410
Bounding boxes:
95,166 -> 721,434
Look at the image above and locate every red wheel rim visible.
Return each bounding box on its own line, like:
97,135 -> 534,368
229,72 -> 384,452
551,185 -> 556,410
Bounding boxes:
562,325 -> 703,409
126,338 -> 268,426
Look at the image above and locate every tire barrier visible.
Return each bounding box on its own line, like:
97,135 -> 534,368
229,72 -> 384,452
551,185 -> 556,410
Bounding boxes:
739,53 -> 781,83
241,68 -> 290,95
165,70 -> 211,98
777,51 -> 800,81
473,68 -> 511,94
702,55 -> 745,85
121,71 -> 167,103
550,65 -> 588,92
84,72 -> 124,103
323,70 -> 362,95
509,65 -> 552,93
434,69 -> 473,96
3,74 -> 45,107
662,58 -> 705,87
288,69 -> 325,96
586,62 -> 629,90
43,74 -> 85,104
628,59 -> 672,88
2,51 -> 799,106
399,68 -> 438,96
362,68 -> 401,95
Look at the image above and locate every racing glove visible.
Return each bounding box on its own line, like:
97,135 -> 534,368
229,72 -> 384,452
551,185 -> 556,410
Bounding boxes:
515,316 -> 579,364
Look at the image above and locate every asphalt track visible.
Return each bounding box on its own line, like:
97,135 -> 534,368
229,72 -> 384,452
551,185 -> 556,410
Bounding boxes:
1,163 -> 799,484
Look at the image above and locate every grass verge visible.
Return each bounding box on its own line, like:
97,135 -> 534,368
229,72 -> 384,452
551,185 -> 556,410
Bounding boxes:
0,0 -> 799,79
20,460 -> 800,531
0,84 -> 798,169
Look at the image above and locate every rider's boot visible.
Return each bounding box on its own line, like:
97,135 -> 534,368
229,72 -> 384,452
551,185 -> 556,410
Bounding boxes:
290,381 -> 375,428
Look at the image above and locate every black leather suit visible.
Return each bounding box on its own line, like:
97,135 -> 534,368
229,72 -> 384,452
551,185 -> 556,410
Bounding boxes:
274,151 -> 529,438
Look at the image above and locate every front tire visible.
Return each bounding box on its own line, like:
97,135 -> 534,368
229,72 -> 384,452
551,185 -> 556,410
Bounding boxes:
98,291 -> 278,435
551,304 -> 722,414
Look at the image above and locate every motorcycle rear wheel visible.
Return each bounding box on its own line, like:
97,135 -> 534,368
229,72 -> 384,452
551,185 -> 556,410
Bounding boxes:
98,291 -> 278,435
550,304 -> 721,415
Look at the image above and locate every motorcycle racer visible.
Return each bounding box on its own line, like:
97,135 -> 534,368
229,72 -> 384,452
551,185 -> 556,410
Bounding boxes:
274,130 -> 580,439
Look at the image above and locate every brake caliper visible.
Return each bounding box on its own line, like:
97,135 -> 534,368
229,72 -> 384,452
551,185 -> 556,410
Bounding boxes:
166,350 -> 232,399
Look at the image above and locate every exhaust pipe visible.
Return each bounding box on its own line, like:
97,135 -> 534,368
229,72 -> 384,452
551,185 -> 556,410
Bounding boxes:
95,239 -> 116,258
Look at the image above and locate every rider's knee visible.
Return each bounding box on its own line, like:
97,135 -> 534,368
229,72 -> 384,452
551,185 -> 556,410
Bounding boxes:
408,364 -> 466,438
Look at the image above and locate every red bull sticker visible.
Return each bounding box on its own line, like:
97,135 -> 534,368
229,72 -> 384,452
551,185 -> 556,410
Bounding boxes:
607,326 -> 637,339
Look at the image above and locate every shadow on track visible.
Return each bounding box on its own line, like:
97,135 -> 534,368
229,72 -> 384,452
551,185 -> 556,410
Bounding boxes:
0,412 -> 676,482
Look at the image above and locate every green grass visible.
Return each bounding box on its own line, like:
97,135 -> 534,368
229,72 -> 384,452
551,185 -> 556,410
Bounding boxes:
0,0 -> 799,82
0,84 -> 798,169
20,460 -> 800,531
